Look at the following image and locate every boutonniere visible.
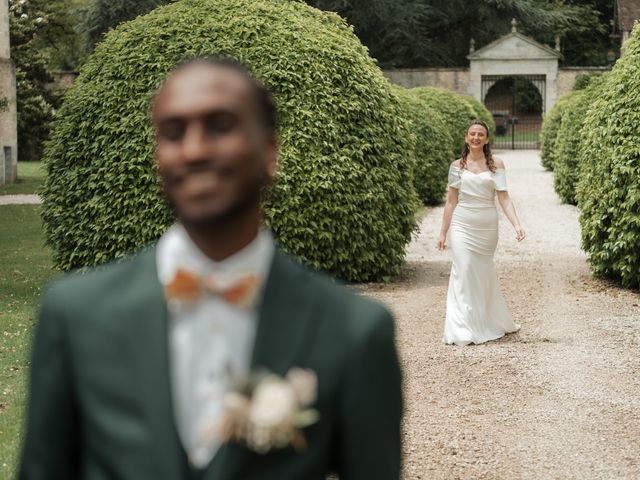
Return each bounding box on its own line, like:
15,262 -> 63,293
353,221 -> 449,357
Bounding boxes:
218,368 -> 320,454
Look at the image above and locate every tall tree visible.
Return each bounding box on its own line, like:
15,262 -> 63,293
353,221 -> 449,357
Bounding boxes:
9,0 -> 62,160
31,0 -> 87,70
561,0 -> 616,66
306,0 -> 609,67
79,0 -> 173,52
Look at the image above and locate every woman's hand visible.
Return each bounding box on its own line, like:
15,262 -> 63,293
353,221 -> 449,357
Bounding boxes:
515,226 -> 526,242
437,233 -> 447,251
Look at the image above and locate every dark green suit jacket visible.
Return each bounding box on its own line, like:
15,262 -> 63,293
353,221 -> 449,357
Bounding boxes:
20,248 -> 402,479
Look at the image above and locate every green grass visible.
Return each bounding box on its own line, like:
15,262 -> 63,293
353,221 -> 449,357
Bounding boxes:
0,206 -> 56,476
0,163 -> 45,195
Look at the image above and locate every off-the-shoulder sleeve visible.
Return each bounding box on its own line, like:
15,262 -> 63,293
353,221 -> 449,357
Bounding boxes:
448,166 -> 461,189
493,168 -> 508,191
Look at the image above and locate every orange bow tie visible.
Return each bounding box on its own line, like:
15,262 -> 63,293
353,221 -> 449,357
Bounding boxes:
164,269 -> 261,309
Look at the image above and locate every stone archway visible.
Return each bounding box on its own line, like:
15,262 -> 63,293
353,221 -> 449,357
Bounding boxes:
467,20 -> 561,122
482,75 -> 545,149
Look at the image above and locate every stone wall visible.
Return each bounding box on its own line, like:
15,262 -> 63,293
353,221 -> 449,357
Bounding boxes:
556,67 -> 610,99
384,66 -> 611,111
383,68 -> 469,95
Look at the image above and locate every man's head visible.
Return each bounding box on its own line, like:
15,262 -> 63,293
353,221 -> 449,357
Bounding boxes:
152,57 -> 278,230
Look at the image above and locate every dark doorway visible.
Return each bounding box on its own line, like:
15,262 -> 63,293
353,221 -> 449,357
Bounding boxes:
482,75 -> 545,149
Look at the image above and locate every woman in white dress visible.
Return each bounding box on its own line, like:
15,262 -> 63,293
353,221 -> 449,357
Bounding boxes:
437,120 -> 525,346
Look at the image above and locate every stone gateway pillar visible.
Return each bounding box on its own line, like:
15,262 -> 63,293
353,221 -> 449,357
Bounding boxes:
0,0 -> 18,185
467,19 -> 561,114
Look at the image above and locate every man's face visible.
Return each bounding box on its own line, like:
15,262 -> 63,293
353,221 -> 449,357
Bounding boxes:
152,63 -> 277,228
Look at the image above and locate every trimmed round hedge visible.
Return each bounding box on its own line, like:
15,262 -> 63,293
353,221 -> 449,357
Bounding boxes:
553,76 -> 606,205
410,86 -> 477,151
392,85 -> 455,205
575,24 -> 640,289
41,0 -> 419,282
539,92 -> 576,171
462,95 -> 496,137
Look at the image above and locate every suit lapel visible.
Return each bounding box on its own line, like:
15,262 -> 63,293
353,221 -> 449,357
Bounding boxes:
125,248 -> 185,478
204,251 -> 319,479
122,248 -> 317,479
250,250 -> 318,374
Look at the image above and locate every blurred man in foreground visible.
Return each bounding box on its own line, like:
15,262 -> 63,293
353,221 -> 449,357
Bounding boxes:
20,57 -> 402,479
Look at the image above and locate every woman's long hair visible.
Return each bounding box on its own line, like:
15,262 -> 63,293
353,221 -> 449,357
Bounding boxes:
460,119 -> 496,173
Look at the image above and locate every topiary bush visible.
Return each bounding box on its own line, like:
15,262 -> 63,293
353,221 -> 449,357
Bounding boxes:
409,86 -> 477,150
553,76 -> 606,204
539,92 -> 576,171
575,24 -> 640,289
392,85 -> 455,205
573,73 -> 602,91
41,0 -> 419,282
462,95 -> 496,137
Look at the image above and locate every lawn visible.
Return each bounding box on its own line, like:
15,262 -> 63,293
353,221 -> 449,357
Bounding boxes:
0,206 -> 56,476
0,163 -> 45,195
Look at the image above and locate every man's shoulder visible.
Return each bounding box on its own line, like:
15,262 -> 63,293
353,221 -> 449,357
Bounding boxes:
277,251 -> 393,331
44,247 -> 157,304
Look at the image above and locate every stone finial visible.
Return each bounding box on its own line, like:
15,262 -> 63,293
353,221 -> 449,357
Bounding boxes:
469,38 -> 475,53
511,18 -> 517,33
555,35 -> 561,51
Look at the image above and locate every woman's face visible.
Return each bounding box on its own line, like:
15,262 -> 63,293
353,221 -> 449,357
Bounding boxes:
466,124 -> 489,150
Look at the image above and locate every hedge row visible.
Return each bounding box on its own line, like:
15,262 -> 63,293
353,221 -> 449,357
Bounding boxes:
542,25 -> 640,288
462,95 -> 496,137
41,0 -> 497,281
409,87 -> 478,149
553,76 -> 606,204
575,26 -> 640,289
41,0 -> 419,282
539,92 -> 576,171
391,86 -> 494,205
392,86 -> 455,205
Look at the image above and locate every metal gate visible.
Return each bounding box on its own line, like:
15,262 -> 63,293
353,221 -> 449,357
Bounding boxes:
481,75 -> 545,149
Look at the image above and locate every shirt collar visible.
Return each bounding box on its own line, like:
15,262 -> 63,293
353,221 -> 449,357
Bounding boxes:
157,223 -> 275,286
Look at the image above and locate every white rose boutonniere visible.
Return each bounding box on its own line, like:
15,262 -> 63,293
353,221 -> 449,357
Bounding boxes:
218,368 -> 319,454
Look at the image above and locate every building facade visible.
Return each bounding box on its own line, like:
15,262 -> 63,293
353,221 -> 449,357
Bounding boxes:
0,0 -> 17,185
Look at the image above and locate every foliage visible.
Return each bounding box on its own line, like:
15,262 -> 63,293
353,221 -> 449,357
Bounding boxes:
307,0 -> 610,68
28,0 -> 87,70
41,0 -> 419,282
561,0 -> 617,67
407,87 -> 477,153
392,86 -> 455,204
539,92 -> 576,171
573,72 -> 603,91
514,78 -> 543,115
575,24 -> 640,289
304,0 -> 440,68
79,0 -> 173,53
0,206 -> 55,478
8,0 -> 63,161
461,95 -> 495,137
553,76 -> 606,205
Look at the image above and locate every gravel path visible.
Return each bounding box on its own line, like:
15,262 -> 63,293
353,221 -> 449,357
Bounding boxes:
0,194 -> 41,205
361,150 -> 640,479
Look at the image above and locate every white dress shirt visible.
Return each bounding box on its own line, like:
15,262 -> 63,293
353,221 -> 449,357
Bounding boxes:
156,224 -> 275,467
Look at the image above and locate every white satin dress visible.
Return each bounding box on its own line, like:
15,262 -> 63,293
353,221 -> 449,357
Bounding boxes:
443,165 -> 520,346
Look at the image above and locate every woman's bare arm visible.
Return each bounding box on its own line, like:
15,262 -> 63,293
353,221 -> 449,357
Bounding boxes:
438,186 -> 459,251
497,190 -> 525,241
